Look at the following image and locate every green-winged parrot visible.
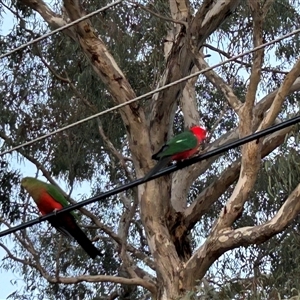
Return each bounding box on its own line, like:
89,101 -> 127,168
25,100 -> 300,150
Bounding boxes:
145,126 -> 207,180
21,177 -> 101,259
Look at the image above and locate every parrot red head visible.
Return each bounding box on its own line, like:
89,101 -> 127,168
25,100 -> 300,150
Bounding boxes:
190,126 -> 207,140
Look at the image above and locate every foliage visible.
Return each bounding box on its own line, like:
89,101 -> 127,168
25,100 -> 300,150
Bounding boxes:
0,0 -> 300,299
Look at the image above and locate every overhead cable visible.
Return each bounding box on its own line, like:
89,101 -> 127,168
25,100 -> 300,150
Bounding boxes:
0,115 -> 298,238
0,1 -> 123,61
1,27 -> 300,157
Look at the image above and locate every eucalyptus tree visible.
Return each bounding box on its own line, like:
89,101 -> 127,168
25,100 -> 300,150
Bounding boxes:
0,0 -> 300,299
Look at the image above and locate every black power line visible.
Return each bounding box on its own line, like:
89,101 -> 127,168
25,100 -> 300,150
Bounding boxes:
0,115 -> 299,238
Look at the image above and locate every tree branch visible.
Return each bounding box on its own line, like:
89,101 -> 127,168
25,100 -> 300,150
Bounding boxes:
258,57 -> 300,131
241,0 -> 264,129
130,1 -> 187,27
255,77 -> 300,116
168,129 -> 239,216
180,65 -> 201,128
0,242 -> 37,268
48,274 -> 157,294
204,43 -> 288,75
61,0 -> 151,177
97,119 -> 133,181
0,218 -> 50,279
118,193 -> 140,279
171,65 -> 202,212
149,0 -> 241,150
184,124 -> 294,229
192,51 -> 242,113
19,0 -> 76,40
35,46 -> 134,180
21,0 -> 152,178
0,131 -> 54,181
183,180 -> 300,288
0,132 -> 155,271
210,1 -> 265,234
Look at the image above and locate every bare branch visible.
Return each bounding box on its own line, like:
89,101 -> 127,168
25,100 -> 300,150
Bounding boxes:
0,131 -> 54,181
76,205 -> 156,272
61,0 -> 151,177
118,193 -> 140,279
210,141 -> 262,233
258,57 -> 300,130
19,0 -> 76,40
241,0 -> 264,132
21,0 -> 151,178
206,106 -> 229,144
183,180 -> 300,288
55,237 -> 63,279
130,1 -> 187,27
34,44 -> 99,112
150,0 -> 241,150
48,274 -> 157,294
163,0 -> 190,61
210,1 -> 265,235
0,218 -> 50,279
204,43 -> 288,75
35,46 -> 134,180
254,78 -> 300,115
0,242 -> 37,267
184,124 -> 293,229
97,119 -> 133,180
192,51 -> 242,113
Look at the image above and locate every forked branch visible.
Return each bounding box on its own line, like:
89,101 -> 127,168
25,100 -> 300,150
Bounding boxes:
183,181 -> 300,288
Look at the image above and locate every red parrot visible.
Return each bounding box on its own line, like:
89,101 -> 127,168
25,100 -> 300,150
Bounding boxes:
21,177 -> 101,259
145,125 -> 207,180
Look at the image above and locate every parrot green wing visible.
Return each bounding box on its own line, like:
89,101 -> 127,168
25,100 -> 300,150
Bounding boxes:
46,184 -> 79,220
157,131 -> 198,158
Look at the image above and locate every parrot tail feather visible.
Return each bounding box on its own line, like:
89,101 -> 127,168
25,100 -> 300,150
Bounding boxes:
49,215 -> 101,259
71,225 -> 102,259
144,157 -> 171,181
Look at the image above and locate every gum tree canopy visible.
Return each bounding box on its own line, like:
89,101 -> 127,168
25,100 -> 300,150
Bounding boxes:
1,0 -> 300,299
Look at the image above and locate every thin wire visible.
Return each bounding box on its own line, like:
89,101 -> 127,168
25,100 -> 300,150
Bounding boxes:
0,115 -> 298,238
1,27 -> 300,157
0,0 -> 123,60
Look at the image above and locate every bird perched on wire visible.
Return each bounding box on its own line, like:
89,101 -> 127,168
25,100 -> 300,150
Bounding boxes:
144,125 -> 207,180
21,177 -> 101,259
